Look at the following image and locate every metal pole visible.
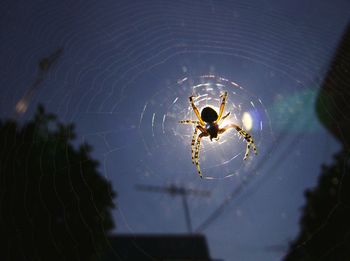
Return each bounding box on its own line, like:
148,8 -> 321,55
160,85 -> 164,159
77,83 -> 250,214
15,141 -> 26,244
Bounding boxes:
182,194 -> 192,233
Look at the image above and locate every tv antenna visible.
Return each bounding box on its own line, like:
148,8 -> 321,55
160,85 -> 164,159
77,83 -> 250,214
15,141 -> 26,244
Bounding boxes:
136,184 -> 211,233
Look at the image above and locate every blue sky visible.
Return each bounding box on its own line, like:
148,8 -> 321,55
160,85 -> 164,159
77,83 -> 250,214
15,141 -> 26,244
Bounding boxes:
1,0 -> 350,260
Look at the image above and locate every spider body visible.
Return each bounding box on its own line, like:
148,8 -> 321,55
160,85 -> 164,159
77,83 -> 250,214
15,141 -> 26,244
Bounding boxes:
179,92 -> 257,178
201,107 -> 218,122
201,107 -> 219,140
205,121 -> 219,140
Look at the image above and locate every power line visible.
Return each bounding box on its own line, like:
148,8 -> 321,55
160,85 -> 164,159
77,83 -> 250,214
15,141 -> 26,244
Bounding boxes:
195,111 -> 312,232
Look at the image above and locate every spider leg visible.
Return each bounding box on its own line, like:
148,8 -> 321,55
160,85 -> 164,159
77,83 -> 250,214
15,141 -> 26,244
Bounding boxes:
189,95 -> 205,125
215,91 -> 228,123
218,112 -> 230,124
191,126 -> 199,163
179,120 -> 201,125
194,132 -> 209,178
219,124 -> 257,160
191,125 -> 206,163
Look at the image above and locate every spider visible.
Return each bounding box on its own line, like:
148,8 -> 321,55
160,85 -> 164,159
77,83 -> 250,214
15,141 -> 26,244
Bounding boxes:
179,91 -> 257,178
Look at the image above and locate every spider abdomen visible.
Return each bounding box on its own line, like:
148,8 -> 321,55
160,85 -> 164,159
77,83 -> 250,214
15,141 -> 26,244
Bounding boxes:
201,107 -> 218,123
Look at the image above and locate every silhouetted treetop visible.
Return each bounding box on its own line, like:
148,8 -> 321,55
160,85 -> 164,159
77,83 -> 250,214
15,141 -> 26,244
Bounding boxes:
0,105 -> 117,261
284,150 -> 350,261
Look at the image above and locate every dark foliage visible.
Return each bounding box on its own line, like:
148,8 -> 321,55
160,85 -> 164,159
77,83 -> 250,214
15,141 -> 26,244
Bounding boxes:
284,150 -> 350,260
0,105 -> 116,261
285,23 -> 350,261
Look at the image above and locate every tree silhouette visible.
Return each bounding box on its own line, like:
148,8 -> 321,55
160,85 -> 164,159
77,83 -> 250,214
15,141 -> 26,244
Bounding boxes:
0,105 -> 116,261
284,149 -> 350,260
285,23 -> 350,261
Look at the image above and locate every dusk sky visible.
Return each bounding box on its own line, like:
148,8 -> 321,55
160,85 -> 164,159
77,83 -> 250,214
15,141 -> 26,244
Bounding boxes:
1,0 -> 350,260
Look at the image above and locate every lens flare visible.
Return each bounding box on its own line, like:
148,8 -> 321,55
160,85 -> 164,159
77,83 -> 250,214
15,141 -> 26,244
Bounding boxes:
242,112 -> 253,131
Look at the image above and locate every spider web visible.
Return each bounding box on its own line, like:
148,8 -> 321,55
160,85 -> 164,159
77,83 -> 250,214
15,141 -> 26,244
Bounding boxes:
138,74 -> 271,180
1,0 -> 350,260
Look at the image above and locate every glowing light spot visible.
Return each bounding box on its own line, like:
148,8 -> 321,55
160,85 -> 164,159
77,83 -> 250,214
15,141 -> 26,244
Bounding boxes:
242,112 -> 253,131
15,99 -> 28,114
